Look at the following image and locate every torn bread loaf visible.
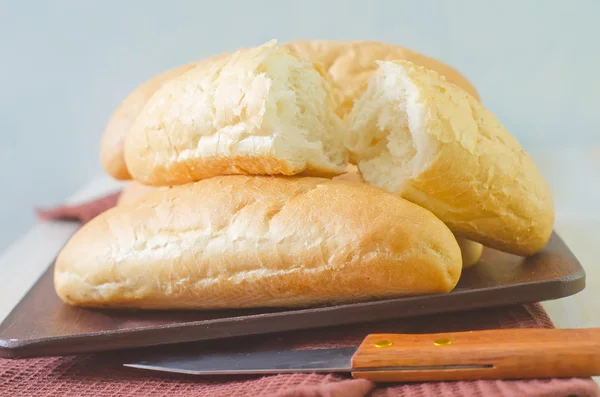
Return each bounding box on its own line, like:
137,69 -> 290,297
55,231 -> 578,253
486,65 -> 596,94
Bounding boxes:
54,175 -> 462,309
334,165 -> 483,268
124,40 -> 348,186
345,60 -> 554,256
286,40 -> 480,117
100,40 -> 478,183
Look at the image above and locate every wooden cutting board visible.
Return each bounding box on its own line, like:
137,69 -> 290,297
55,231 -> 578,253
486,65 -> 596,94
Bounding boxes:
0,232 -> 585,358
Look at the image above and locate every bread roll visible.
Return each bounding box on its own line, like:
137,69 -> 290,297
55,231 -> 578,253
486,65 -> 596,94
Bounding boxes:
345,60 -> 554,256
54,175 -> 462,309
124,40 -> 348,186
100,62 -> 198,180
286,40 -> 480,117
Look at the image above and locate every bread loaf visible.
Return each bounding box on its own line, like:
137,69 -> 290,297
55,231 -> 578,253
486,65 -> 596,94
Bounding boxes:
100,62 -> 198,180
54,175 -> 462,309
286,40 -> 480,117
124,40 -> 348,186
345,60 -> 554,256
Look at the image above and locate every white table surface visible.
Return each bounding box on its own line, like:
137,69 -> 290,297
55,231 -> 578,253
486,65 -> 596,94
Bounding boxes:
1,148 -> 598,332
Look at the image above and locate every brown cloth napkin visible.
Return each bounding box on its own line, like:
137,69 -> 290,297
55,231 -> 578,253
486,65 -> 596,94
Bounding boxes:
18,193 -> 598,397
1,304 -> 598,397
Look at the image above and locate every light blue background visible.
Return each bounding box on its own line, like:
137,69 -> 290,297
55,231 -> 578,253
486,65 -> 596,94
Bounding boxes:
1,0 -> 598,251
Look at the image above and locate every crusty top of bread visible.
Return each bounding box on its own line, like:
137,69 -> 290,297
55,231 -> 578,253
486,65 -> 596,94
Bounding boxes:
99,40 -> 479,182
346,60 -> 554,256
117,167 -> 484,268
100,62 -> 198,180
286,40 -> 480,117
124,40 -> 348,186
54,175 -> 462,309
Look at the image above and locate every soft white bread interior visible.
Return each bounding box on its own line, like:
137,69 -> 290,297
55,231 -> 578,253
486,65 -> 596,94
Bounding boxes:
54,175 -> 462,309
334,166 -> 483,268
124,40 -> 348,186
100,62 -> 198,180
286,40 -> 480,117
345,60 -> 554,256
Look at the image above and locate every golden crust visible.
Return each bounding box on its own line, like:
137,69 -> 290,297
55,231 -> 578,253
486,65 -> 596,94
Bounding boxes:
54,175 -> 462,309
119,167 -> 484,268
124,41 -> 347,186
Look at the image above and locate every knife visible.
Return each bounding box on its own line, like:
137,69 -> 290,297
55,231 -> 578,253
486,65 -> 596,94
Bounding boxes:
124,328 -> 600,382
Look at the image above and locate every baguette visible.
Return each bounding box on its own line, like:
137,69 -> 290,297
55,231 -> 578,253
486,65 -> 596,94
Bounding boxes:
345,60 -> 554,256
54,175 -> 462,309
124,40 -> 348,186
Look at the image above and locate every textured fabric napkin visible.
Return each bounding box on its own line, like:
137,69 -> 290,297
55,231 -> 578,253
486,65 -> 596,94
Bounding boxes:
12,192 -> 597,397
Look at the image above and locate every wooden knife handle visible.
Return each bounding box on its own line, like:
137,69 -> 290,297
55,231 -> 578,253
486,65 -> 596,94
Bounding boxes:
351,328 -> 600,382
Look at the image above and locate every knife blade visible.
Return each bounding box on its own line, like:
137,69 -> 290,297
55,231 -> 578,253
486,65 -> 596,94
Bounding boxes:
124,328 -> 600,382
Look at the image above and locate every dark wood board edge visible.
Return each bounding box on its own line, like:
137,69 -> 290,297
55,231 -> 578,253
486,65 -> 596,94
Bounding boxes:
0,231 -> 587,359
0,266 -> 585,359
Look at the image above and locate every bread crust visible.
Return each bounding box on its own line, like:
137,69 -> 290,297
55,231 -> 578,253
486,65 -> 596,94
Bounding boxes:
54,175 -> 462,309
119,168 -> 484,268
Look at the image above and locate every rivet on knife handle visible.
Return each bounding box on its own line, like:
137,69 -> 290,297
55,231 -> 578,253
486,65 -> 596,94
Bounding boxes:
351,328 -> 600,382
